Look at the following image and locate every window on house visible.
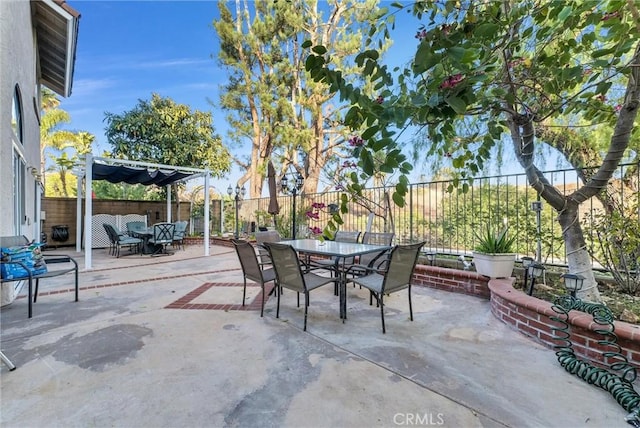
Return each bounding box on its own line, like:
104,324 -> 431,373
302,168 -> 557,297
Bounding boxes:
11,84 -> 23,144
13,151 -> 26,233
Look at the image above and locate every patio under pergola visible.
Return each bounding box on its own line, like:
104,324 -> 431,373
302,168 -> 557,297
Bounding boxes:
75,154 -> 215,269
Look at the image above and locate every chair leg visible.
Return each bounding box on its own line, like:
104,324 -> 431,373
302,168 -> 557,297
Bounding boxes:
408,285 -> 413,321
0,351 -> 16,371
242,278 -> 247,307
34,278 -> 40,302
303,292 -> 309,331
380,294 -> 386,334
276,284 -> 281,319
260,284 -> 265,317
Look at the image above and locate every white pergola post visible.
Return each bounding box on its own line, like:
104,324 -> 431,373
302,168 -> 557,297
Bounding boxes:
75,172 -> 82,252
166,184 -> 172,223
35,180 -> 42,243
204,171 -> 210,256
84,153 -> 93,270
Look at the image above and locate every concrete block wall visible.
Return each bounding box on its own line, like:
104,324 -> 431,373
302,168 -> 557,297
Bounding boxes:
41,198 -> 190,247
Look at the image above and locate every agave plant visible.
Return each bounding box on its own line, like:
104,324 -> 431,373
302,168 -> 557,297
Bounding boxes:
474,226 -> 516,254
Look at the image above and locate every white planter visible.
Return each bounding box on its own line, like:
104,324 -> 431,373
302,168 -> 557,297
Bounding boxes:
473,252 -> 516,278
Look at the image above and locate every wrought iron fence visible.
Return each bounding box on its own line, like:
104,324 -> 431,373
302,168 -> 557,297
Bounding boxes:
210,161 -> 639,267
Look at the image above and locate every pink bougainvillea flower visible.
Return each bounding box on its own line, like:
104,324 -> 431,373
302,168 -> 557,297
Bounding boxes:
312,202 -> 326,209
305,211 -> 320,220
439,73 -> 464,89
342,161 -> 357,168
309,226 -> 323,235
615,104 -> 622,112
348,136 -> 364,146
415,29 -> 427,40
375,96 -> 384,104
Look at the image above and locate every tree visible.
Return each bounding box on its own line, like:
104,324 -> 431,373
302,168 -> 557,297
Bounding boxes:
306,0 -> 640,302
104,93 -> 232,212
40,88 -> 78,193
40,89 -> 98,197
91,181 -> 163,201
105,93 -> 231,173
213,0 -> 390,197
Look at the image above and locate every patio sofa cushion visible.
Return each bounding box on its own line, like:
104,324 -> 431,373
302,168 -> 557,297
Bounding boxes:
0,235 -> 79,318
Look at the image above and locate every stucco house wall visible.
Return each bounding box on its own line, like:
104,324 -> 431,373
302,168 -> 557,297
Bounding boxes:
0,1 -> 40,240
0,0 -> 79,241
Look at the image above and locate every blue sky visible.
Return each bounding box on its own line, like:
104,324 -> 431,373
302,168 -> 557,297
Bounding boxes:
58,1 -> 427,194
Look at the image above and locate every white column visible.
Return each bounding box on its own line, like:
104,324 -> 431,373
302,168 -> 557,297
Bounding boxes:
84,154 -> 93,270
204,172 -> 210,256
35,181 -> 42,243
75,172 -> 82,252
166,184 -> 172,223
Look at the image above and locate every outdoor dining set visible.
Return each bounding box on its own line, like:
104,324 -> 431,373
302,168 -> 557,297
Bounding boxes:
233,230 -> 425,333
102,221 -> 188,258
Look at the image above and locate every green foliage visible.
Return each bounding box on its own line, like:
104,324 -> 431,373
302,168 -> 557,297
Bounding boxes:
304,0 -> 639,205
305,0 -> 640,302
213,0 -> 391,197
104,93 -> 231,175
92,181 -> 163,201
474,225 -> 516,254
586,200 -> 640,294
39,89 -> 96,197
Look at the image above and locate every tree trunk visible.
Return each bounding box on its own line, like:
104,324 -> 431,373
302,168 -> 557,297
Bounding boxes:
557,201 -> 600,301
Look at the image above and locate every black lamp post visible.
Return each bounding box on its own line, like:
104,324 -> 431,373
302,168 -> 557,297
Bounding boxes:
561,273 -> 585,298
526,262 -> 545,296
227,184 -> 246,239
281,170 -> 304,239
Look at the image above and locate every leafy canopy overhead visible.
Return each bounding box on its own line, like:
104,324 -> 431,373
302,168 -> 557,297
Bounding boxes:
104,93 -> 231,175
305,0 -> 639,198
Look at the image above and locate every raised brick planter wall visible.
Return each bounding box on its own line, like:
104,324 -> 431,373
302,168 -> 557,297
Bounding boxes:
183,237 -> 235,248
412,264 -> 491,299
410,264 -> 640,371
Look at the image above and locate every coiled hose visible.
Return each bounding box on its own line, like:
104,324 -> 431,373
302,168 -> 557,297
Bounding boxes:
551,295 -> 640,426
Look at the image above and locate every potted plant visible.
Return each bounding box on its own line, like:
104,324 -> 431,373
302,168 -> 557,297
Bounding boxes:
472,225 -> 517,278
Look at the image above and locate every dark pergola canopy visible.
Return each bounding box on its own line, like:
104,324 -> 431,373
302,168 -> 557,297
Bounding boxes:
92,164 -> 195,187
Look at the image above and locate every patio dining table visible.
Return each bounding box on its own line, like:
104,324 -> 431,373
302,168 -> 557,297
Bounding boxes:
277,239 -> 392,320
130,228 -> 170,255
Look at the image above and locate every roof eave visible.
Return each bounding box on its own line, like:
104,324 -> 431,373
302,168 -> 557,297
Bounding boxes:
32,0 -> 81,98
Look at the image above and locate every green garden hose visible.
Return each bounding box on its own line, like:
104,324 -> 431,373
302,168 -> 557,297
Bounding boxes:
551,295 -> 640,426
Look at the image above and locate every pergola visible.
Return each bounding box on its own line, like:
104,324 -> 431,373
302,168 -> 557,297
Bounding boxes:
76,154 -> 213,270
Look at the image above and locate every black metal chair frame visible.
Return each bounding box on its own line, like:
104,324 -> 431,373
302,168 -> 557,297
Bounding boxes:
103,224 -> 142,258
264,242 -> 337,331
148,223 -> 175,256
351,242 -> 425,333
232,239 -> 276,317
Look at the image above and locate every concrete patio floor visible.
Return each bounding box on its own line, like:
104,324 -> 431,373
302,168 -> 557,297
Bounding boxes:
0,243 -> 636,427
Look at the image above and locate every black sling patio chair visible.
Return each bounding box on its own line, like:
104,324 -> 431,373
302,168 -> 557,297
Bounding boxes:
263,242 -> 337,331
232,239 -> 276,317
351,242 -> 425,333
